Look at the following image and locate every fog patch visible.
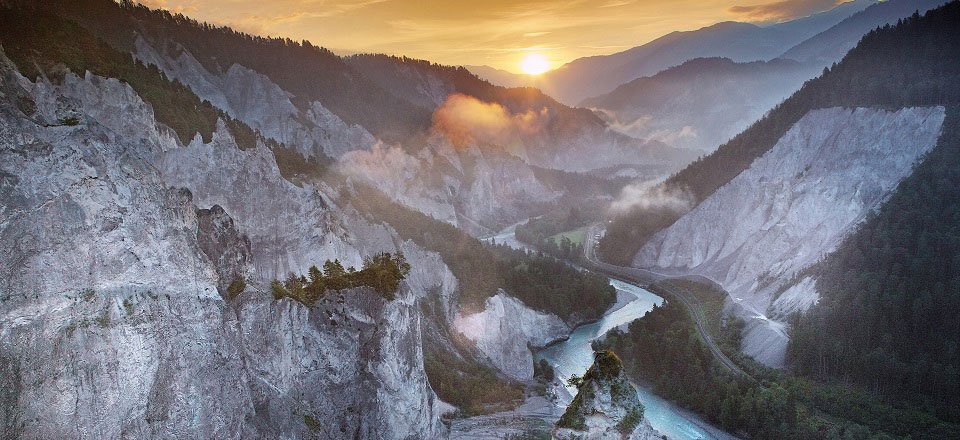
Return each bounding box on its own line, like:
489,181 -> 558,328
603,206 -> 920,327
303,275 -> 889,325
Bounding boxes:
432,93 -> 550,149
608,180 -> 695,216
592,107 -> 698,147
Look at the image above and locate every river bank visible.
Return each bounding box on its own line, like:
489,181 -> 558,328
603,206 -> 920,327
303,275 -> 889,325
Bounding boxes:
452,223 -> 738,439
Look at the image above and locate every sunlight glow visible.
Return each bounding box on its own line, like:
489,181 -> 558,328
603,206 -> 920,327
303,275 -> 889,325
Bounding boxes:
520,53 -> 550,75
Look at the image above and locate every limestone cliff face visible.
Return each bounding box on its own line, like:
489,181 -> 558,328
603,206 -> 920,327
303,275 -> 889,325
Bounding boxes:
196,204 -> 253,295
133,35 -> 375,159
555,351 -> 660,440
130,35 -> 565,234
0,54 -> 448,438
633,106 -> 946,367
453,292 -> 569,381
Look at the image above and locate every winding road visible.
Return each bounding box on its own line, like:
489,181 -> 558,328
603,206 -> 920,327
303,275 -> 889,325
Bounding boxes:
582,224 -> 754,380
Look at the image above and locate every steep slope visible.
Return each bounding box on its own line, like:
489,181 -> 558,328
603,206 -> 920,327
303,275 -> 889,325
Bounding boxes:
633,106 -> 946,366
621,2 -> 960,371
782,0 -> 949,66
54,0 -> 432,144
582,57 -> 822,152
599,1 -> 960,265
344,54 -> 694,173
471,0 -> 873,104
34,0 -> 691,236
554,350 -> 659,440
0,52 -> 448,438
133,35 -> 374,159
788,106 -> 960,422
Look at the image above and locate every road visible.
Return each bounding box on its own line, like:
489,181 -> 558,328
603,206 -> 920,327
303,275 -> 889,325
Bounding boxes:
582,224 -> 754,380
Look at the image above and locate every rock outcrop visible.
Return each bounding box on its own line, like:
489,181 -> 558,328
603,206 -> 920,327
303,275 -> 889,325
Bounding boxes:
453,291 -> 569,381
196,204 -> 252,295
554,350 -> 659,440
133,35 -> 375,159
0,53 -> 448,438
634,106 -> 946,367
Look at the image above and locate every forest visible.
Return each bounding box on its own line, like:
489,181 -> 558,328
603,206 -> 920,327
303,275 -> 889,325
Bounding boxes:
788,106 -> 960,422
489,243 -> 615,322
0,6 -> 259,148
599,2 -> 960,265
600,302 -> 960,439
514,207 -> 592,260
343,184 -> 616,320
36,0 -> 433,144
269,252 -> 411,304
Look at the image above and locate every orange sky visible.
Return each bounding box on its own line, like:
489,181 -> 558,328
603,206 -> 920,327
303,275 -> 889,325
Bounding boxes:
136,0 -> 845,73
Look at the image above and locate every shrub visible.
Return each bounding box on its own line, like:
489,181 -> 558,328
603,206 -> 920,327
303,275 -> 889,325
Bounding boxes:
271,252 -> 411,305
617,406 -> 644,434
226,276 -> 246,299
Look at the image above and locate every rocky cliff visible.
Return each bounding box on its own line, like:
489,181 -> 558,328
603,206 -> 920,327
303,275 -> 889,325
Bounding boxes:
0,52 -> 449,438
634,106 -> 946,367
554,351 -> 659,440
133,35 -> 375,159
453,291 -> 569,381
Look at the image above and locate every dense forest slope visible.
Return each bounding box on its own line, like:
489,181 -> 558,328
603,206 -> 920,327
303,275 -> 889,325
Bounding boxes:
789,106 -> 960,422
600,2 -> 960,265
633,106 -> 945,367
602,302 -> 960,439
781,0 -> 948,66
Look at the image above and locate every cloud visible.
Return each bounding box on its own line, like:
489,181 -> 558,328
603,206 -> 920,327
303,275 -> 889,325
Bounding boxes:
592,108 -> 698,146
608,180 -> 694,216
728,0 -> 843,22
431,94 -> 549,149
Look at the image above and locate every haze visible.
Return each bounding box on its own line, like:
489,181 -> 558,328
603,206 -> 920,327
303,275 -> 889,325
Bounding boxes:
136,0 -> 848,72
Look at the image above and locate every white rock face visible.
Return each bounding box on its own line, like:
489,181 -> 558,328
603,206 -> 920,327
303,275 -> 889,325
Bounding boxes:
634,106 -> 946,366
338,138 -> 562,234
453,292 -> 569,381
134,36 -> 374,158
554,352 -> 660,440
0,57 -> 448,437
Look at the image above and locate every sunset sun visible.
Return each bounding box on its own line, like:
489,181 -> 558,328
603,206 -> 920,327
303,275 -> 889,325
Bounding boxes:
520,53 -> 550,75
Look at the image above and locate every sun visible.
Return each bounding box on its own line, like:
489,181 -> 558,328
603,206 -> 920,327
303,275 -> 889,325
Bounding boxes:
520,53 -> 550,75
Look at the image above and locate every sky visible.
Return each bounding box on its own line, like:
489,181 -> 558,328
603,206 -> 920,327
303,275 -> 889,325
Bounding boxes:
135,0 -> 846,73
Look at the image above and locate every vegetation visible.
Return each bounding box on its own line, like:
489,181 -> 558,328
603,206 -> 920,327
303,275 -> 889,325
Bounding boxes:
557,350 -> 642,433
424,346 -> 523,416
226,277 -> 246,299
343,183 -> 501,311
617,406 -> 644,435
489,243 -> 615,321
270,252 -> 410,305
789,106 -> 960,422
602,302 -> 960,439
599,3 -> 960,265
0,6 -> 263,148
16,0 -> 431,144
514,207 -> 592,260
344,53 -> 604,131
533,358 -> 555,383
344,184 -> 615,319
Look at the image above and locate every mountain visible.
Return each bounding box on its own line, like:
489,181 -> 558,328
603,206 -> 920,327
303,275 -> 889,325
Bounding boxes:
0,1 -> 669,437
30,0 -> 695,239
469,0 -> 874,104
581,57 -> 823,152
463,64 -> 530,88
782,0 -> 950,66
603,3 -> 960,416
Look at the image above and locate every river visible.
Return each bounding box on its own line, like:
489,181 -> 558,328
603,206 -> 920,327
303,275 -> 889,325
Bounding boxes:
482,225 -> 737,440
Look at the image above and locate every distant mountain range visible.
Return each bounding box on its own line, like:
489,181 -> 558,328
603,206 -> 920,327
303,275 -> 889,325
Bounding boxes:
581,57 -> 822,152
468,0 -> 875,104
